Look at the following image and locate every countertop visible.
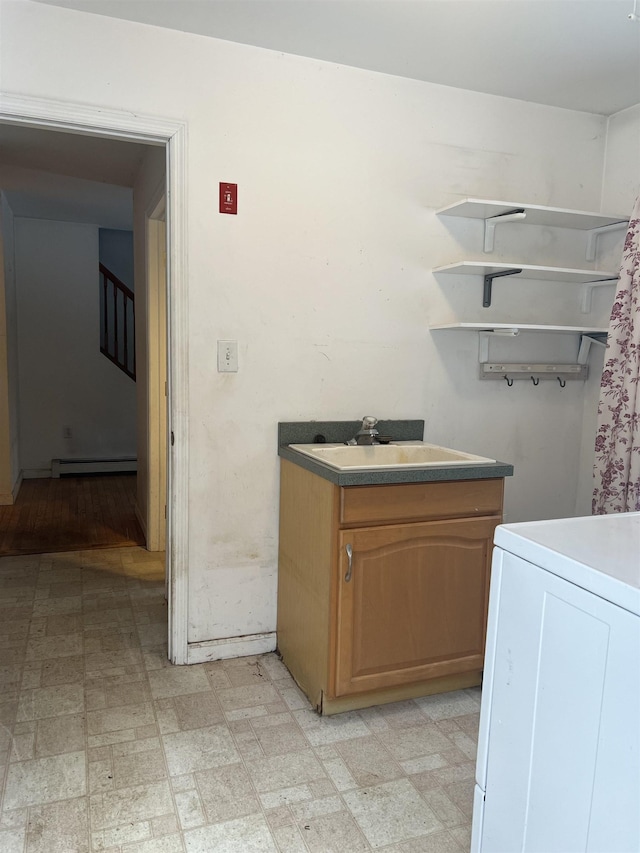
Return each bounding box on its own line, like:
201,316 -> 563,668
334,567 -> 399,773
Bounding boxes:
278,420 -> 514,487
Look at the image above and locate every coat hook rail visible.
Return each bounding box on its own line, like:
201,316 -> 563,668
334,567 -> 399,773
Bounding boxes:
480,363 -> 588,382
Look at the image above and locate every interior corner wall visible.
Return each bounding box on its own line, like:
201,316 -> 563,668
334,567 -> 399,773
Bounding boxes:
2,0 -> 621,648
601,104 -> 640,215
0,193 -> 20,502
574,103 -> 640,517
14,217 -> 137,473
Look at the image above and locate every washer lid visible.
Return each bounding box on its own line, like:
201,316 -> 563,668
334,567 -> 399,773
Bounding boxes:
494,512 -> 640,615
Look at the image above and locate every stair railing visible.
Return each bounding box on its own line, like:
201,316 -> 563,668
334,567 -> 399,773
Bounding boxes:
99,263 -> 136,380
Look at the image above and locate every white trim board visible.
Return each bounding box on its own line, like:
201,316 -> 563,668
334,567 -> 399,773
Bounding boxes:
187,633 -> 278,665
433,261 -> 617,283
436,198 -> 629,229
0,94 -> 189,665
22,468 -> 52,479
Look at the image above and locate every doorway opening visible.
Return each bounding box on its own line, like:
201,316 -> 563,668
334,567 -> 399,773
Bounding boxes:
0,95 -> 188,663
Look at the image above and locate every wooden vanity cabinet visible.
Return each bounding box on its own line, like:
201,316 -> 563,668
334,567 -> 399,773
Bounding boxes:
277,459 -> 504,714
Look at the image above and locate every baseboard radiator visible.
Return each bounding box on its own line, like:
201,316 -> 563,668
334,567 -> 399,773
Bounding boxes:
51,457 -> 137,478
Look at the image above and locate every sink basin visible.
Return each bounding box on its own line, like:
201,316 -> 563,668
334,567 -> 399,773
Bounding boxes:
288,441 -> 496,472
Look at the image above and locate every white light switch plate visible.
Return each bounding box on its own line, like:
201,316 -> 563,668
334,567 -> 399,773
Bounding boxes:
217,340 -> 238,372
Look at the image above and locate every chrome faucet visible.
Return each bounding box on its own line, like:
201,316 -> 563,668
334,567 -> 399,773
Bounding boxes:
348,416 -> 380,446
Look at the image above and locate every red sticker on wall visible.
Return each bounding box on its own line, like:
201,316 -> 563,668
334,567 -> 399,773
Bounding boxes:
219,182 -> 238,215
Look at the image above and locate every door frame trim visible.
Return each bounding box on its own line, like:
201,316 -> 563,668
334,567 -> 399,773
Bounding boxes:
0,93 -> 189,664
145,186 -> 168,555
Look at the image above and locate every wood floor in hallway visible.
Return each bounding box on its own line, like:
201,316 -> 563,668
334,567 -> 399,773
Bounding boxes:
0,474 -> 145,556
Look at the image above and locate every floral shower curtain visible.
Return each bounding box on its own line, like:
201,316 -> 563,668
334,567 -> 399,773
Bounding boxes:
593,195 -> 640,514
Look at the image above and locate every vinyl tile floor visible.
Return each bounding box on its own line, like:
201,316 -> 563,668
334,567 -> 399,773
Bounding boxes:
0,547 -> 478,852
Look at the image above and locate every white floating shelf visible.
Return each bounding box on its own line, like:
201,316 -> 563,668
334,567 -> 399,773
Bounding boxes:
436,198 -> 628,230
433,261 -> 617,284
430,323 -> 608,334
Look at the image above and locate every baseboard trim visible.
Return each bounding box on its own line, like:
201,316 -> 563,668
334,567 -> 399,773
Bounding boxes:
23,468 -> 51,479
186,632 -> 277,665
51,458 -> 137,478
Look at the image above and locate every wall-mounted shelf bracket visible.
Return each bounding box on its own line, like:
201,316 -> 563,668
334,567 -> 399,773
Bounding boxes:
586,221 -> 628,261
483,209 -> 526,252
480,363 -> 589,382
581,278 -> 618,313
483,268 -> 522,307
478,329 -> 520,362
578,332 -> 607,365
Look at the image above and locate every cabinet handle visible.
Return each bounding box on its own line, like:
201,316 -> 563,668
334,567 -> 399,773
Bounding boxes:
345,544 -> 353,582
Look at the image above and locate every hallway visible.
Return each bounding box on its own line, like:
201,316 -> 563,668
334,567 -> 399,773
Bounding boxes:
0,475 -> 144,557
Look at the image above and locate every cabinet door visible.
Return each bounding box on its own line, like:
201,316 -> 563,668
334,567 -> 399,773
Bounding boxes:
333,517 -> 497,697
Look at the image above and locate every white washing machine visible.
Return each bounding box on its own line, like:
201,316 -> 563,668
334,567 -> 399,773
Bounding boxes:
472,512 -> 640,853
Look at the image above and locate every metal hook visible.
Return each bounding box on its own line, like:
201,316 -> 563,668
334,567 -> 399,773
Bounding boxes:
558,377 -> 566,388
531,376 -> 539,386
504,375 -> 513,387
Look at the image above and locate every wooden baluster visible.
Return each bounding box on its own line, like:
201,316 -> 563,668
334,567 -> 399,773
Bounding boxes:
132,301 -> 136,379
99,263 -> 135,380
102,271 -> 108,352
112,278 -> 118,361
123,294 -> 129,374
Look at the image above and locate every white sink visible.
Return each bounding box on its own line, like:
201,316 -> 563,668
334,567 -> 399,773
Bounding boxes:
289,441 -> 496,472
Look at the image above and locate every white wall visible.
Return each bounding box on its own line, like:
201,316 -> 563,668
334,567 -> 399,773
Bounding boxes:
0,0 -> 632,648
99,228 -> 134,290
14,217 -> 137,472
602,104 -> 640,216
